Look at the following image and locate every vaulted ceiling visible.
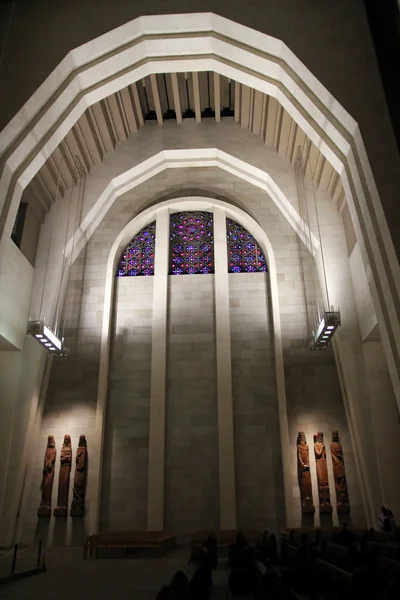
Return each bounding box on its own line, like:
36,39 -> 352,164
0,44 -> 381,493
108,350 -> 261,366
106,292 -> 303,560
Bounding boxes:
23,71 -> 345,223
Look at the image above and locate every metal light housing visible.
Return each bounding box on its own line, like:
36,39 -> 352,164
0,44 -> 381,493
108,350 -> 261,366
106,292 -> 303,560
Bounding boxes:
27,320 -> 69,357
310,310 -> 341,350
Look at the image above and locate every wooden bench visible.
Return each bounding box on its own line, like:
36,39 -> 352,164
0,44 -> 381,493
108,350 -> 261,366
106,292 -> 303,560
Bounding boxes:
255,552 -> 320,600
83,531 -> 176,559
282,541 -> 353,599
366,541 -> 400,561
281,527 -> 368,545
321,541 -> 360,572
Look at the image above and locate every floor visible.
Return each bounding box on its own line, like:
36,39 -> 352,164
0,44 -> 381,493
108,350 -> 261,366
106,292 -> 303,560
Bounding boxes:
0,546 -> 230,600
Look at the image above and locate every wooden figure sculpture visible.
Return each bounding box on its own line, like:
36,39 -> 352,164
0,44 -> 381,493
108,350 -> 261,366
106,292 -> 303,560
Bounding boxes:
297,432 -> 315,513
314,432 -> 332,513
330,431 -> 350,513
54,434 -> 72,517
37,435 -> 57,518
70,434 -> 88,517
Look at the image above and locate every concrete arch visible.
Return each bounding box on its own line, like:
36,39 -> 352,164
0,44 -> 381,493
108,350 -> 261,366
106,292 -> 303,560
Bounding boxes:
0,13 -> 398,408
92,195 -> 290,533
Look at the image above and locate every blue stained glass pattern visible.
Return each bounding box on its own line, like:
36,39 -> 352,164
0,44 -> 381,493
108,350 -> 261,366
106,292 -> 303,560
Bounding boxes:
117,222 -> 156,277
227,218 -> 268,273
170,212 -> 214,275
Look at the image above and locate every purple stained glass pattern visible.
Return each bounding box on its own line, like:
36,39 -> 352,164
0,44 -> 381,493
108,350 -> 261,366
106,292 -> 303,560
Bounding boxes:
170,212 -> 214,275
227,218 -> 268,273
117,222 -> 156,276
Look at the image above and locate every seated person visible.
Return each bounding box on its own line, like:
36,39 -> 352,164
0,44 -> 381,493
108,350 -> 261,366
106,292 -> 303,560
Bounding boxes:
155,586 -> 177,600
335,522 -> 354,547
170,571 -> 190,600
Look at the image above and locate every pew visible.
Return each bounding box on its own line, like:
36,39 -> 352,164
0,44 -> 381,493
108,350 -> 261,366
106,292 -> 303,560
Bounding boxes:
280,527 -> 395,546
366,541 -> 400,562
321,541 -> 361,572
83,531 -> 176,559
281,541 -> 373,600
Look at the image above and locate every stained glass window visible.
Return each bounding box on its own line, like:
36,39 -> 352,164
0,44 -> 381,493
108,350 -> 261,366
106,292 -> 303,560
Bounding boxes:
170,212 -> 214,275
227,218 -> 267,273
117,222 -> 156,276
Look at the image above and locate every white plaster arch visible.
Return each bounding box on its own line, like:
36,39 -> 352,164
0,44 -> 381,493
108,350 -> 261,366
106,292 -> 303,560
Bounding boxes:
91,195 -> 291,533
0,13 -> 398,408
67,148 -> 319,264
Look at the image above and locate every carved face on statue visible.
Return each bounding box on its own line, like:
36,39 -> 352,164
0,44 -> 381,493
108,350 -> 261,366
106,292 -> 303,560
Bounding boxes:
332,431 -> 339,442
78,434 -> 87,447
63,434 -> 71,447
47,435 -> 55,448
297,432 -> 306,445
314,432 -> 323,444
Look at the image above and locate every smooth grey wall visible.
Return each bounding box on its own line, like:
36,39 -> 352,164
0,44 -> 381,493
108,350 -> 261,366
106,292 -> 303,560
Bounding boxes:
165,274 -> 219,533
230,272 -> 284,530
101,276 -> 153,532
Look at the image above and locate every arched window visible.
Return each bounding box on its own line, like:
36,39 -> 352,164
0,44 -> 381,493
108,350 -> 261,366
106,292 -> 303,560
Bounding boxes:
227,218 -> 267,273
170,212 -> 214,275
117,222 -> 156,276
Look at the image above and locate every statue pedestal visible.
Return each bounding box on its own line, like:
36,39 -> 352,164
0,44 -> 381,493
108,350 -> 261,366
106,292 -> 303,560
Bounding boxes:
37,506 -> 51,518
337,503 -> 350,513
302,502 -> 315,514
320,504 -> 333,513
53,506 -> 67,518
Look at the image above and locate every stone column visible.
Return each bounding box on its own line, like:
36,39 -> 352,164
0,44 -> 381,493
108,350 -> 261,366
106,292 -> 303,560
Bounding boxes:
147,209 -> 169,531
363,340 -> 400,520
213,207 -> 237,530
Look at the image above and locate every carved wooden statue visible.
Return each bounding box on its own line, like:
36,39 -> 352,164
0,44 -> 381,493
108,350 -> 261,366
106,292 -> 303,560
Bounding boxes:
330,431 -> 350,513
54,434 -> 72,517
297,432 -> 315,513
37,435 -> 57,518
314,432 -> 332,513
70,434 -> 88,517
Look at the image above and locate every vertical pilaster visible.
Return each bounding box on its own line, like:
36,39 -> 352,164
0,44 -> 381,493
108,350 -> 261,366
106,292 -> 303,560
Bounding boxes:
213,207 -> 237,529
147,209 -> 169,530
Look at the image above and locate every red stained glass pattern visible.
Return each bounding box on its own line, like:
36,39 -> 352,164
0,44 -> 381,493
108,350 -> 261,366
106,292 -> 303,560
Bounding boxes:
170,212 -> 214,275
117,222 -> 156,276
227,218 -> 267,273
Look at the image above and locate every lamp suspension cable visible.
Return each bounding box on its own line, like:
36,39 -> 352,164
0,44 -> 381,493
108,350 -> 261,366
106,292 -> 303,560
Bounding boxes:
60,156 -> 86,345
38,156 -> 64,322
299,140 -> 341,349
294,144 -> 319,330
307,150 -> 331,311
53,144 -> 76,336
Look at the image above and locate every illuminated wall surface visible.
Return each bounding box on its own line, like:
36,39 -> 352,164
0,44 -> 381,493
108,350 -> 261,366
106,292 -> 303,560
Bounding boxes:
0,4 -> 400,546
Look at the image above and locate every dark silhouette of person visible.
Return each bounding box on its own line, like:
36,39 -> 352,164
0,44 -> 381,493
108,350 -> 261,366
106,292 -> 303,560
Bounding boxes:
155,586 -> 178,600
170,571 -> 190,600
336,522 -> 354,547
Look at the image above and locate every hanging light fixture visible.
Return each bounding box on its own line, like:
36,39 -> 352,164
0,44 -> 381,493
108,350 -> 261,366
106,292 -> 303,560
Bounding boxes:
27,147 -> 84,358
27,319 -> 69,356
311,310 -> 341,350
294,144 -> 341,350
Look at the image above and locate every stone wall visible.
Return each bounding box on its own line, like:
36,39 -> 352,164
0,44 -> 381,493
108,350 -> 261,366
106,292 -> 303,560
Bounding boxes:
20,258 -> 102,545
100,276 -> 153,532
164,274 -> 219,533
229,273 -> 283,530
18,165 -> 367,543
